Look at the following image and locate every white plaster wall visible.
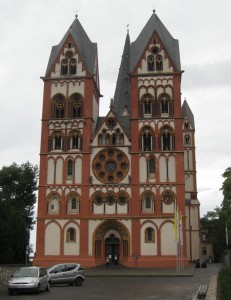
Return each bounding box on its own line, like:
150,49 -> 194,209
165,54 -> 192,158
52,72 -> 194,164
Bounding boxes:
64,223 -> 80,255
75,157 -> 82,184
140,223 -> 157,255
56,158 -> 63,184
188,150 -> 193,170
159,156 -> 167,182
105,204 -> 115,214
139,156 -> 146,182
190,206 -> 199,230
162,202 -> 174,214
185,174 -> 194,191
68,81 -> 85,96
93,204 -> 104,214
117,204 -> 128,214
51,82 -> 67,97
45,222 -> 60,255
161,222 -> 176,255
168,156 -> 176,182
47,158 -> 55,184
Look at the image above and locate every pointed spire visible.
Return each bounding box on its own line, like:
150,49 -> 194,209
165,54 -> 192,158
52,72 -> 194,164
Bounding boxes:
45,17 -> 97,76
112,32 -> 131,115
130,12 -> 181,72
182,99 -> 195,129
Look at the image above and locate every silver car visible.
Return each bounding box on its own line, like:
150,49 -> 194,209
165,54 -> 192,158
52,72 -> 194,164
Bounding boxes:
47,263 -> 85,286
8,266 -> 50,295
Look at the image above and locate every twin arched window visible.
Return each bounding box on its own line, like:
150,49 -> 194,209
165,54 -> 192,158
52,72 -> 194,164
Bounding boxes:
50,93 -> 83,119
61,51 -> 77,76
139,93 -> 173,117
98,128 -> 124,146
147,54 -> 163,71
139,127 -> 154,151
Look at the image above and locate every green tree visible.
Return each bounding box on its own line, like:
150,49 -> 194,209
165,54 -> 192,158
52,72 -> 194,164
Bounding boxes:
220,167 -> 231,229
201,208 -> 226,262
0,162 -> 38,263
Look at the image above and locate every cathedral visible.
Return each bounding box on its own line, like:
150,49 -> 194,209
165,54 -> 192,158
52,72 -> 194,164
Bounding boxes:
34,11 -> 200,268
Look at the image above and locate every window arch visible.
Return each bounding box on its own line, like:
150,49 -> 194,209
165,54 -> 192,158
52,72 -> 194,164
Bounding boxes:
139,126 -> 154,151
70,58 -> 77,75
160,93 -> 170,114
145,227 -> 155,242
141,192 -> 155,213
61,59 -> 68,75
147,55 -> 154,71
159,126 -> 174,151
148,155 -> 156,178
67,159 -> 74,176
67,194 -> 80,213
139,93 -> 154,117
51,94 -> 65,119
47,193 -> 60,214
66,227 -> 76,242
70,131 -> 82,150
184,134 -> 191,145
54,131 -> 63,150
156,55 -> 163,71
68,93 -> 83,118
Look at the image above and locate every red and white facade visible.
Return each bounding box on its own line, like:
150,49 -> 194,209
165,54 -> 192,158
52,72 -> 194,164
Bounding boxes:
34,12 -> 200,268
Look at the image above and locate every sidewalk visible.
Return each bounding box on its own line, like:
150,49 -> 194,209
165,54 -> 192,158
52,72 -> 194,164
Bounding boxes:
85,264 -> 195,277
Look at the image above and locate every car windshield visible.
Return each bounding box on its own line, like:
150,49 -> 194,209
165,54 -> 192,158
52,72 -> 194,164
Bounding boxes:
14,268 -> 38,278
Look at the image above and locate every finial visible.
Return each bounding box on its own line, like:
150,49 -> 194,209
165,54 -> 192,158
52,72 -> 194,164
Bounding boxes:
127,24 -> 129,33
152,2 -> 156,13
74,9 -> 78,18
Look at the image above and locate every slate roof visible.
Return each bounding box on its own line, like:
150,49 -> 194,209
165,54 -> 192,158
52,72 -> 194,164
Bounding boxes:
130,12 -> 181,72
182,100 -> 195,129
112,12 -> 181,116
112,33 -> 131,116
45,17 -> 97,76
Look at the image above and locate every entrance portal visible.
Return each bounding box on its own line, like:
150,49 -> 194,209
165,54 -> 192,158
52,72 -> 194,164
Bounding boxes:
105,234 -> 120,264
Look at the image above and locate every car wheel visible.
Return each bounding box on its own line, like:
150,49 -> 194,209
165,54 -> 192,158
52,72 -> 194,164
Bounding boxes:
75,277 -> 83,286
36,284 -> 41,294
46,281 -> 50,291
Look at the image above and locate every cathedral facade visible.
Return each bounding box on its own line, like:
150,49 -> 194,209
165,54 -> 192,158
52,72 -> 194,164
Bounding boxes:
34,12 -> 200,268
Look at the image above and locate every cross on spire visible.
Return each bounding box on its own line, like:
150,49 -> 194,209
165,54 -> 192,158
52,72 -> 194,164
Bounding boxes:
127,24 -> 129,33
74,9 -> 78,18
152,2 -> 156,13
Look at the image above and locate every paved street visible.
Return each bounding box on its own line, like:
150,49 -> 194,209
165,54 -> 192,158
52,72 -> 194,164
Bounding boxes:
0,263 -> 221,300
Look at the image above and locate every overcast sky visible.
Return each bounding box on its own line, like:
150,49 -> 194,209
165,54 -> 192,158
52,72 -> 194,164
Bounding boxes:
1,0 -> 231,250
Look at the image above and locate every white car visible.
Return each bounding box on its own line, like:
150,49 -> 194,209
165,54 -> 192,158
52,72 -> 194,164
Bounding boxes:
8,266 -> 50,295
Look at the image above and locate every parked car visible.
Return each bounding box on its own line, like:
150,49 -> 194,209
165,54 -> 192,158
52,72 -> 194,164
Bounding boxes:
8,266 -> 50,295
47,263 -> 85,286
195,259 -> 207,268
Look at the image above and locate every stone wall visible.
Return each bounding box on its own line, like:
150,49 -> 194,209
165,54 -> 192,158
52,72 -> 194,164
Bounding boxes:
0,265 -> 25,285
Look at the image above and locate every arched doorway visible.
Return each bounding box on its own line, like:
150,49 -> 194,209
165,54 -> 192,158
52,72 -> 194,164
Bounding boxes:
93,220 -> 129,265
105,234 -> 120,264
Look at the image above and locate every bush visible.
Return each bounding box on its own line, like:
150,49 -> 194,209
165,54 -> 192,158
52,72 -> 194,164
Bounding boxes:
218,268 -> 231,300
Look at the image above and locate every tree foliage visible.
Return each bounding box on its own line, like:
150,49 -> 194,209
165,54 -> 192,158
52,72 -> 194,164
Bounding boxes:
0,162 -> 38,264
220,167 -> 231,228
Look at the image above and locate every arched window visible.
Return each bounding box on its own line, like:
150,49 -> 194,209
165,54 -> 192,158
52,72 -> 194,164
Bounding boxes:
156,55 -> 163,71
140,127 -> 154,151
141,192 -> 154,213
71,131 -> 81,149
145,227 -> 155,242
70,58 -> 77,75
61,59 -> 68,75
160,94 -> 169,114
147,55 -> 154,71
148,156 -> 156,178
67,159 -> 74,176
47,194 -> 60,214
68,93 -> 83,118
51,94 -> 65,119
66,227 -> 76,242
67,194 -> 80,213
54,132 -> 62,150
140,94 -> 153,117
184,135 -> 191,145
160,126 -> 174,151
